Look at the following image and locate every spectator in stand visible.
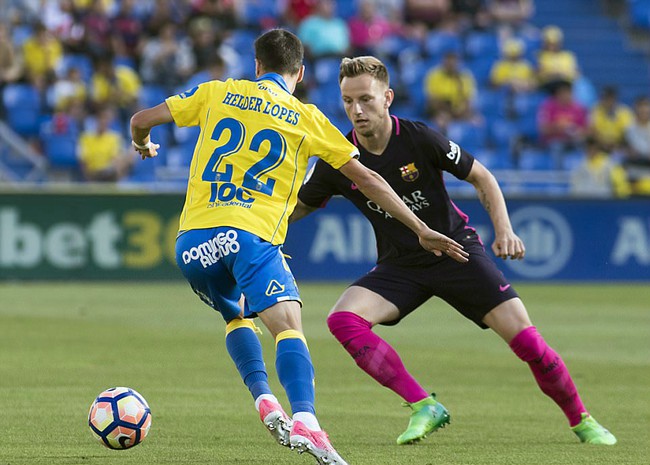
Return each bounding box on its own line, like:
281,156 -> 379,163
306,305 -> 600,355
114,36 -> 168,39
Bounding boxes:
82,0 -> 113,57
91,53 -> 141,118
145,0 -> 189,36
348,0 -> 399,56
424,50 -> 477,127
283,0 -> 319,26
363,0 -> 405,22
50,66 -> 87,111
0,23 -> 23,88
486,0 -> 534,38
570,137 -> 631,198
140,21 -> 196,94
537,25 -> 578,92
404,0 -> 450,28
78,106 -> 133,182
21,22 -> 63,87
626,96 -> 650,163
537,81 -> 588,167
589,86 -> 633,152
490,37 -> 536,93
298,0 -> 350,59
185,53 -> 226,90
111,0 -> 144,62
624,96 -> 650,194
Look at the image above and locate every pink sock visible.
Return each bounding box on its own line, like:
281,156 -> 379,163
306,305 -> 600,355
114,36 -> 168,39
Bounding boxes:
327,311 -> 429,403
509,326 -> 587,426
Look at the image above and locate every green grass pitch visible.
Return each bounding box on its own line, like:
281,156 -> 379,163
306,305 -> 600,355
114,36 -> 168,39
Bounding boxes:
1,282 -> 648,465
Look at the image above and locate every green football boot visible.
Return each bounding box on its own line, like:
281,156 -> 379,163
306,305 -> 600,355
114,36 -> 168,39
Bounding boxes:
396,394 -> 450,445
571,413 -> 617,445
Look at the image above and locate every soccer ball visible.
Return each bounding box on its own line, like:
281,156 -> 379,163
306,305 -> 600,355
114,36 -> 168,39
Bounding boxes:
88,387 -> 152,450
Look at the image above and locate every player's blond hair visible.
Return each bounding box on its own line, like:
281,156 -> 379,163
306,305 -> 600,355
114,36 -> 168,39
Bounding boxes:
339,56 -> 390,87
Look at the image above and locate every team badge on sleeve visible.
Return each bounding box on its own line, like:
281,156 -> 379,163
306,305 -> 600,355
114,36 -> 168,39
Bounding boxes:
399,163 -> 419,182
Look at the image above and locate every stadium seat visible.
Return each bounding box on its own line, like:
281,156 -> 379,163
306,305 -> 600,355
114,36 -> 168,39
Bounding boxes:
423,31 -> 462,57
60,54 -> 94,82
240,1 -> 279,27
628,0 -> 650,28
309,83 -> 345,120
335,0 -> 358,19
446,121 -> 487,154
39,116 -> 80,170
489,118 -> 519,150
476,87 -> 507,119
139,85 -> 168,108
464,31 -> 500,60
225,29 -> 258,51
314,57 -> 342,85
467,55 -> 496,86
2,84 -> 42,138
519,148 -> 555,170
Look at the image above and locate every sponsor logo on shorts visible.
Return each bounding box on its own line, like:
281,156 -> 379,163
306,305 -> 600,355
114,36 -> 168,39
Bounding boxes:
182,230 -> 240,268
499,284 -> 511,292
265,279 -> 285,296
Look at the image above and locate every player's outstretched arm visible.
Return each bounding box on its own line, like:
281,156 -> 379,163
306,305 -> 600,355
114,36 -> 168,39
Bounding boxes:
130,102 -> 174,160
289,199 -> 318,223
339,158 -> 469,263
465,160 -> 525,260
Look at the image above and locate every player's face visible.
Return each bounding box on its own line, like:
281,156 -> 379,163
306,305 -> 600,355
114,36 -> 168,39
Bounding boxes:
340,74 -> 393,137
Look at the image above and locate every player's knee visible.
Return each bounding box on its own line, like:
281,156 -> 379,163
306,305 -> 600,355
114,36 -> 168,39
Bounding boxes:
326,311 -> 371,341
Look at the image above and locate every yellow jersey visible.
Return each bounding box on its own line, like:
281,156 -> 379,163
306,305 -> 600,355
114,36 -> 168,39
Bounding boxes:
78,130 -> 123,173
166,73 -> 358,245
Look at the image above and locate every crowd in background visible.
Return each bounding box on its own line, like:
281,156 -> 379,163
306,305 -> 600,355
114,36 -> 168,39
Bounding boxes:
1,0 -> 649,197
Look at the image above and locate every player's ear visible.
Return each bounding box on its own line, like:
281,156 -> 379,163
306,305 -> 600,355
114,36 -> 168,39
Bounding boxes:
296,65 -> 305,84
254,59 -> 261,78
384,88 -> 394,109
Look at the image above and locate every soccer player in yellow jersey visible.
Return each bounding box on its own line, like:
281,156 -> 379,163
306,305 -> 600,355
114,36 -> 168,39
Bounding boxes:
130,29 -> 468,465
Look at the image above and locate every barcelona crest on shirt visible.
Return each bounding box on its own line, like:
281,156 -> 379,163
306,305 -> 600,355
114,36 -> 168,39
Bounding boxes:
399,163 -> 419,182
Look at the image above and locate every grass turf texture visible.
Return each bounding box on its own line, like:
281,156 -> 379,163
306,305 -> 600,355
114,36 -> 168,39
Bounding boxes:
0,282 -> 648,465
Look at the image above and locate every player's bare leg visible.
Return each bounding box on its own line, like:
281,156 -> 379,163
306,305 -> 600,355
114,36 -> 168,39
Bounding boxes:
259,301 -> 349,464
484,298 -> 616,445
327,286 -> 450,445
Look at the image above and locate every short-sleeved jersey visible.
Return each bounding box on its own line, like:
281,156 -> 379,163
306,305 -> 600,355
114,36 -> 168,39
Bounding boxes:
298,116 -> 475,267
166,73 -> 358,245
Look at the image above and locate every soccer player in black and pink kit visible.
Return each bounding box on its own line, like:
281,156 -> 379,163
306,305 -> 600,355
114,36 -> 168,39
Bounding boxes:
290,56 -> 616,446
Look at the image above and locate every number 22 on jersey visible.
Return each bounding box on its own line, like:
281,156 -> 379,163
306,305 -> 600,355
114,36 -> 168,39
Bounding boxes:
202,117 -> 287,204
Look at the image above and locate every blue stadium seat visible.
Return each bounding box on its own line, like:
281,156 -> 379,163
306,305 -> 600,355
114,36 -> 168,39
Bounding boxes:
2,84 -> 42,137
476,87 -> 507,119
467,55 -> 496,86
314,57 -> 342,85
139,85 -> 168,108
335,0 -> 358,19
60,54 -> 94,82
464,31 -> 500,59
309,84 -> 345,120
226,29 -> 258,50
519,148 -> 555,170
446,121 -> 487,153
424,31 -> 462,57
629,0 -> 650,28
39,117 -> 79,168
489,118 -> 519,150
240,1 -> 279,26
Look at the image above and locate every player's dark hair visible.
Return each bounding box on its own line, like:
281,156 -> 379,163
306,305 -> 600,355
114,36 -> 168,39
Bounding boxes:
254,29 -> 303,75
339,56 -> 390,86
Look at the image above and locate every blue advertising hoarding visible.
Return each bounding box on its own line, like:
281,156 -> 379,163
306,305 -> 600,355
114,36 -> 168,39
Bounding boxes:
284,198 -> 650,281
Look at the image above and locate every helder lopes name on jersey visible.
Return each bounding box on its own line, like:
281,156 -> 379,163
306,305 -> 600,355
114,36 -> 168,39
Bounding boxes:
222,91 -> 300,125
181,230 -> 240,268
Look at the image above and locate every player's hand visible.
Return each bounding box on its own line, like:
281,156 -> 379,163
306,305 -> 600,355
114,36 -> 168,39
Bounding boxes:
132,140 -> 160,160
418,229 -> 469,263
492,231 -> 525,260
